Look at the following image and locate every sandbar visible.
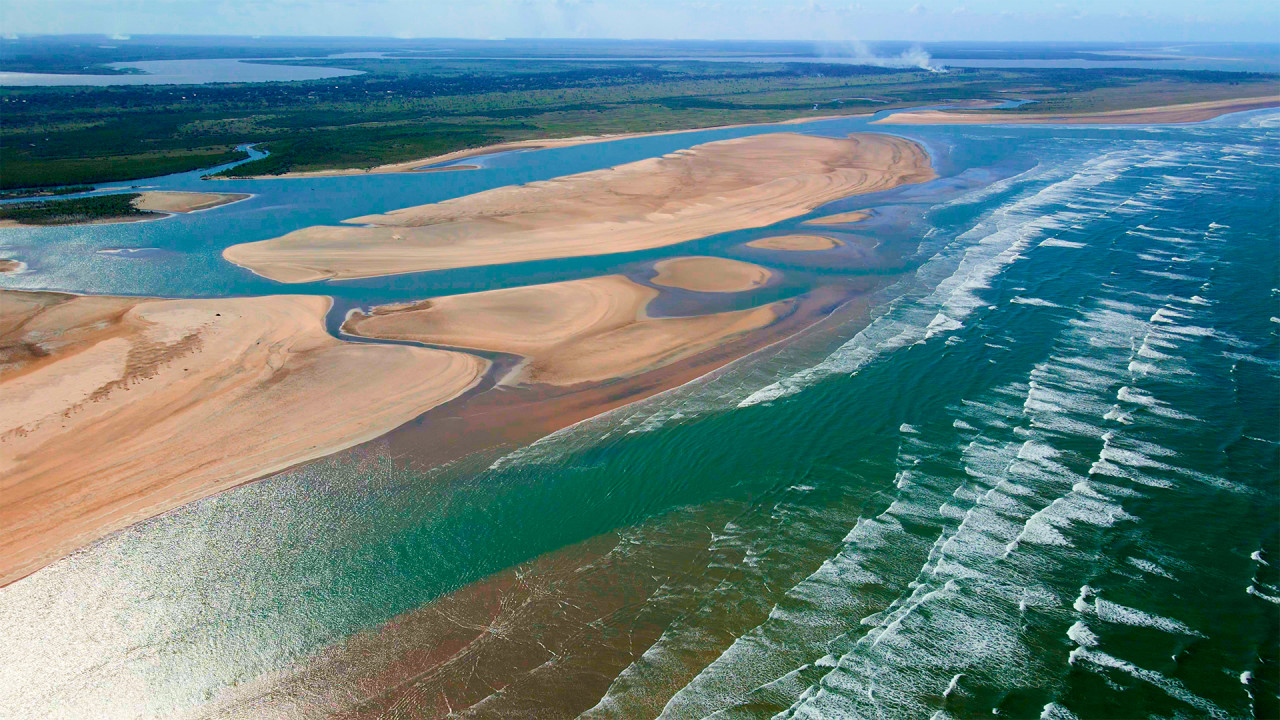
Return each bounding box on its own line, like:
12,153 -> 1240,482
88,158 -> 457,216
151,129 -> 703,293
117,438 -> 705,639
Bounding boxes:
746,234 -> 844,251
131,190 -> 250,213
804,210 -> 871,225
0,259 -> 21,273
224,132 -> 935,283
344,275 -> 780,386
0,289 -> 486,586
650,256 -> 772,293
877,96 -> 1280,125
234,113 -> 872,180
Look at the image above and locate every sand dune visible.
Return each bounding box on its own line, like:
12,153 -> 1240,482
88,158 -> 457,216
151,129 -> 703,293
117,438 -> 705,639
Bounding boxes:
0,289 -> 486,586
746,234 -> 844,251
650,256 -> 772,293
224,132 -> 934,283
344,275 -> 780,386
877,96 -> 1280,126
131,191 -> 250,214
804,210 -> 870,225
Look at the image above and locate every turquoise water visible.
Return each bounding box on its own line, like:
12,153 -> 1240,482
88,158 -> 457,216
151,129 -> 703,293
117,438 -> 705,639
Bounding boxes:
0,109 -> 1276,718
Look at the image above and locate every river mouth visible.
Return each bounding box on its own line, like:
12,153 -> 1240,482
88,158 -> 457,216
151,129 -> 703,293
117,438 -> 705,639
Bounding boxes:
0,106 -> 1277,718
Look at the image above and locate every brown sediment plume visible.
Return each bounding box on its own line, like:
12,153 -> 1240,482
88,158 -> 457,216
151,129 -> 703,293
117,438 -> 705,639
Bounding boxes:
746,234 -> 844,251
876,96 -> 1280,126
344,275 -> 780,386
223,132 -> 935,283
650,256 -> 773,293
804,210 -> 871,225
0,289 -> 486,587
184,283 -> 892,720
131,191 -> 250,214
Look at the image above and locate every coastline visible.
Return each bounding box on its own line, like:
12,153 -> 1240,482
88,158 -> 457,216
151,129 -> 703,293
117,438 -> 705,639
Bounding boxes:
2,128 -> 936,587
225,112 -> 872,180
222,132 -> 935,282
0,289 -> 487,587
178,279 -> 890,720
875,96 -> 1280,126
343,270 -> 782,386
0,190 -> 250,228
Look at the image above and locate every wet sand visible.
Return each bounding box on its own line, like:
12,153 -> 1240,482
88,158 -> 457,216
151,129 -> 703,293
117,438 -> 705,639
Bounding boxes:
650,256 -> 772,293
183,281 -> 888,720
746,234 -> 844,251
0,289 -> 486,586
804,210 -> 870,225
877,96 -> 1280,125
344,275 -> 780,386
0,191 -> 249,228
223,132 -> 935,283
131,190 -> 250,213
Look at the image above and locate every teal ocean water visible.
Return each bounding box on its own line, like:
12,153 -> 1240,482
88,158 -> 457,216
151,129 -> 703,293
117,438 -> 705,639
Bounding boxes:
0,108 -> 1276,718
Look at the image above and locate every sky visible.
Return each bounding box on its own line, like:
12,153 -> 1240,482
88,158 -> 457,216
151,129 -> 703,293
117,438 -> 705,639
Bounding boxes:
3,0 -> 1278,43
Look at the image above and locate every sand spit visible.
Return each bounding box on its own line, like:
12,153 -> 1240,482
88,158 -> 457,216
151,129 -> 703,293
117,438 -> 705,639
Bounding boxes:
804,210 -> 871,225
747,234 -> 844,251
237,114 -> 873,180
877,96 -> 1280,126
650,256 -> 772,293
344,275 -> 779,386
223,132 -> 935,283
246,136 -> 635,179
0,289 -> 486,586
131,191 -> 250,214
0,191 -> 249,228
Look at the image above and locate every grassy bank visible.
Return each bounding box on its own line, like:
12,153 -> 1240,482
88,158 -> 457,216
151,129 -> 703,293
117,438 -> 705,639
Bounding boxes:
0,193 -> 157,225
2,56 -> 1275,186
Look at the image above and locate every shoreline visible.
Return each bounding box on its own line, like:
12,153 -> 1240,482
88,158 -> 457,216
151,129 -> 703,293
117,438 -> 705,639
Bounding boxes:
0,191 -> 251,228
177,279 -> 890,720
0,289 -> 487,587
875,96 -> 1280,126
215,95 -> 1277,183
223,113 -> 872,180
343,270 -> 782,386
222,132 -> 935,282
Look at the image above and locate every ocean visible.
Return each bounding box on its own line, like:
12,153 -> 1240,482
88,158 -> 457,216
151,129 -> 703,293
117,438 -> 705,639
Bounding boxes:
0,108 -> 1276,718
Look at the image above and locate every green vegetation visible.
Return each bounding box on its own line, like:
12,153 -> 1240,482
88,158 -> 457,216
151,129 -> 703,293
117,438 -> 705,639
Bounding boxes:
2,53 -> 1274,188
0,193 -> 156,225
0,185 -> 94,200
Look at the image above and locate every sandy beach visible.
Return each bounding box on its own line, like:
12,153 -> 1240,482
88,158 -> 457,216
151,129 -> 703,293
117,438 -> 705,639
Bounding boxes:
0,191 -> 250,228
804,210 -> 871,225
650,256 -> 772,293
877,96 -> 1280,125
0,289 -> 486,586
242,136 -> 640,179
746,234 -> 844,251
131,190 -> 251,213
223,132 -> 935,283
233,113 -> 872,180
344,275 -> 780,386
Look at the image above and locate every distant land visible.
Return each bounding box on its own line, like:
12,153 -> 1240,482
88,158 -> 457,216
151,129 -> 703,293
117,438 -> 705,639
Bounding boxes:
1,37 -> 1276,190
